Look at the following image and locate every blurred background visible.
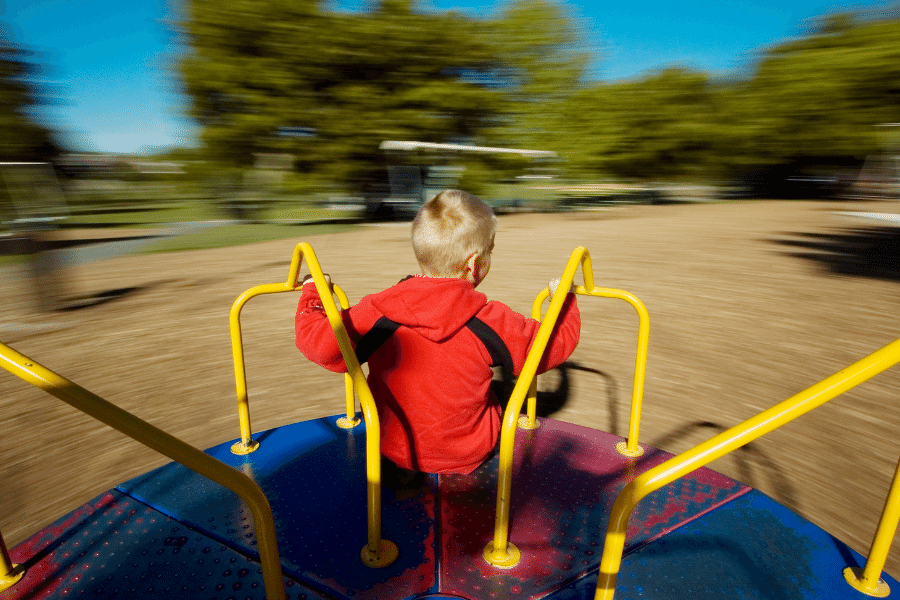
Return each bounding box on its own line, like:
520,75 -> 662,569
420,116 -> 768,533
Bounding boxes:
2,0 -> 900,578
2,0 -> 899,241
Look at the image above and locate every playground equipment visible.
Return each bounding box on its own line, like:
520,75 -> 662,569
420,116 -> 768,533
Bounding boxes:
1,242 -> 899,600
0,162 -> 71,312
376,141 -> 559,218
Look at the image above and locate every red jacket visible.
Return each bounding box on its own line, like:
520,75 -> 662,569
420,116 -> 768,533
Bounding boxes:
295,276 -> 580,474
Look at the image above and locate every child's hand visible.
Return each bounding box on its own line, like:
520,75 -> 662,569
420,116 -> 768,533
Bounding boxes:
301,273 -> 332,288
548,278 -> 573,296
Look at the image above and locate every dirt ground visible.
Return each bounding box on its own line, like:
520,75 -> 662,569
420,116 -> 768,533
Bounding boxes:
2,199 -> 899,577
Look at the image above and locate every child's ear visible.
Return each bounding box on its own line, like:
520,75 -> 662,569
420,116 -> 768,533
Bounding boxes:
465,253 -> 479,275
462,252 -> 479,285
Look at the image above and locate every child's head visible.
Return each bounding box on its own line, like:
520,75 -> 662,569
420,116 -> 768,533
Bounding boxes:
411,189 -> 497,286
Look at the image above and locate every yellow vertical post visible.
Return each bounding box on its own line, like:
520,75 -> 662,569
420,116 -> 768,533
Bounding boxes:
336,373 -> 360,429
521,280 -> 649,455
593,336 -> 900,600
333,285 -> 360,429
519,288 -> 552,430
0,529 -> 24,592
0,342 -> 287,600
843,453 -> 900,597
586,288 -> 649,457
622,293 -> 649,456
518,379 -> 541,430
230,289 -> 260,454
485,247 -> 589,568
295,243 -> 397,568
229,281 -> 301,454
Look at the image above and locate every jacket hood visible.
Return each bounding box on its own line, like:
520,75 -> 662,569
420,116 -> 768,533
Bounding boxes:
368,276 -> 487,342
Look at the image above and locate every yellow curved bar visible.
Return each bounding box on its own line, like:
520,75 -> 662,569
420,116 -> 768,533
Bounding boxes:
227,242 -> 392,565
525,284 -> 650,455
585,287 -> 649,456
486,246 -> 590,567
0,342 -> 286,600
844,452 -> 900,597
230,282 -> 294,453
322,283 -> 359,428
333,286 -> 361,429
295,243 -> 397,567
594,336 -> 900,600
229,242 -> 313,451
0,530 -> 23,591
229,250 -> 359,452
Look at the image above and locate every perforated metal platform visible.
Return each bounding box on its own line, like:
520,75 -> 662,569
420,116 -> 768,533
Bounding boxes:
2,490 -> 326,600
557,489 -> 896,600
4,415 -> 894,600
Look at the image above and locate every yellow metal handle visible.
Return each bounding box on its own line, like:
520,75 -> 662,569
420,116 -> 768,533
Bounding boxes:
229,252 -> 356,452
585,288 -> 649,457
486,246 -> 591,567
844,450 -> 900,597
594,336 -> 900,600
332,285 -> 360,428
228,242 -> 393,566
527,284 -> 649,455
521,289 -> 552,429
286,243 -> 397,567
0,342 -> 286,600
0,529 -> 23,591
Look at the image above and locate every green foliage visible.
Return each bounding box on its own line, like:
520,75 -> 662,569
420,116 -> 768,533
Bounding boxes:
485,0 -> 589,149
0,24 -> 58,163
178,0 -> 900,191
552,11 -> 900,183
179,0 -> 508,195
735,13 -> 900,170
555,69 -> 726,180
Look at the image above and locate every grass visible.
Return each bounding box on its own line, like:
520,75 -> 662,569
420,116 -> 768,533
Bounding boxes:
63,203 -> 221,227
0,220 -> 364,268
0,198 -> 366,266
62,199 -> 359,228
140,220 -> 363,254
132,201 -> 364,253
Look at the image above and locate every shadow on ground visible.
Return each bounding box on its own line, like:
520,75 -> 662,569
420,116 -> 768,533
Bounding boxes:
62,287 -> 145,311
649,420 -> 800,513
492,361 -> 585,419
773,225 -> 900,282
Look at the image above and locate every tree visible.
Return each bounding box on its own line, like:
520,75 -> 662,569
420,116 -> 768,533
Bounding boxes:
734,12 -> 900,174
549,10 -> 900,186
556,68 -> 725,181
0,24 -> 57,163
486,0 -> 589,152
178,0 -> 508,196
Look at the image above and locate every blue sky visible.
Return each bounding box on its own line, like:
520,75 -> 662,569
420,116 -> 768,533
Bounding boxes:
3,0 -> 889,155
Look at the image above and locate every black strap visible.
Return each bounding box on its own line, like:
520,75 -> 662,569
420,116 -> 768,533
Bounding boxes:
464,316 -> 515,379
354,314 -> 513,378
354,316 -> 401,364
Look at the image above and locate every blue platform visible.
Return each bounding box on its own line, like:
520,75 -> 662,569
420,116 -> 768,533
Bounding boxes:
557,489 -> 891,600
3,415 -> 896,600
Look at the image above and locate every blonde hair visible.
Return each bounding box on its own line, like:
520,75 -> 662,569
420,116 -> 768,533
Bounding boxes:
411,189 -> 497,277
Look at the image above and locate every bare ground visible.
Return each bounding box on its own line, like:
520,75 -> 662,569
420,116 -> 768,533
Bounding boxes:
1,199 -> 899,576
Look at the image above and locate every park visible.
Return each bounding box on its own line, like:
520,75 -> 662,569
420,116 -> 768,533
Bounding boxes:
1,195 -> 898,597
